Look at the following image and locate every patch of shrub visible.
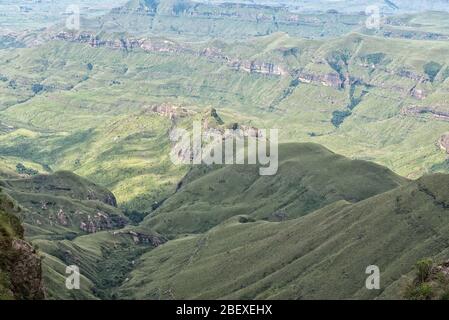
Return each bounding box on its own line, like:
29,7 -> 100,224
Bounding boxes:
331,110 -> 352,127
31,83 -> 44,94
416,258 -> 433,283
16,163 -> 38,176
424,61 -> 442,82
238,216 -> 256,224
405,283 -> 433,300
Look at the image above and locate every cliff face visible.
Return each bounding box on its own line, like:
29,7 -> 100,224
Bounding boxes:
52,32 -> 436,99
401,105 -> 449,121
0,172 -> 128,238
8,239 -> 45,300
438,133 -> 449,153
53,32 -> 288,77
297,71 -> 344,89
0,191 -> 44,300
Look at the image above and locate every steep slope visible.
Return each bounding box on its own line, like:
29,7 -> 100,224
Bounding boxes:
0,171 -> 163,299
141,143 -> 407,235
118,173 -> 449,300
1,143 -> 407,300
2,30 -> 449,212
0,190 -> 44,300
0,171 -> 128,240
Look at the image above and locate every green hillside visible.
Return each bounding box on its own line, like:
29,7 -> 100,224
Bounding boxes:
3,0 -> 449,301
142,143 -> 407,236
119,172 -> 449,299
1,30 -> 449,213
0,171 -> 128,240
0,170 -> 163,299
1,142 -> 448,300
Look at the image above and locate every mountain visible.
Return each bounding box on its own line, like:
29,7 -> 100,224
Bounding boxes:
1,142 -> 448,300
119,171 -> 449,299
3,0 -> 449,301
1,29 -> 449,214
0,171 -> 129,299
75,0 -> 366,39
0,171 -> 128,240
0,171 -> 163,299
141,143 -> 406,236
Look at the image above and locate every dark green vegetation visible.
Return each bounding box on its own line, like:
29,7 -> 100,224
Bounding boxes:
404,258 -> 449,300
2,0 -> 449,300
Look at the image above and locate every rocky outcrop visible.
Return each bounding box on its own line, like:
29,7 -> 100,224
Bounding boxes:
0,122 -> 15,133
79,211 -> 127,234
200,47 -> 229,61
397,69 -> 426,82
381,29 -> 449,41
54,32 -> 189,54
169,108 -> 264,164
145,103 -> 193,120
9,239 -> 45,300
112,230 -> 166,247
410,87 -> 427,100
53,32 -> 287,77
438,134 -> 449,154
0,192 -> 45,300
401,105 -> 449,121
86,189 -> 118,207
297,71 -> 343,89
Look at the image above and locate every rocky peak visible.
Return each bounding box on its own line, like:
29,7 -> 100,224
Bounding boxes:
145,103 -> 192,120
438,133 -> 449,154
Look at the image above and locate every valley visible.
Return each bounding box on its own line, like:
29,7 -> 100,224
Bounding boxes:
1,0 -> 449,300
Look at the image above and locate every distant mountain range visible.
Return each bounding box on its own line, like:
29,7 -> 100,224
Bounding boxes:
2,0 -> 449,300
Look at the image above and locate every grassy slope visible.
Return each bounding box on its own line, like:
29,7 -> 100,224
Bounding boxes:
119,173 -> 449,299
142,143 -> 407,236
0,170 -> 162,299
0,171 -> 129,299
1,142 -> 409,299
1,31 -> 449,214
35,230 -> 154,299
1,142 -> 447,300
0,171 -> 128,240
2,4 -> 449,300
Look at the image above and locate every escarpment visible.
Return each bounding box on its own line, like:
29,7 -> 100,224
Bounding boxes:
0,191 -> 44,300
